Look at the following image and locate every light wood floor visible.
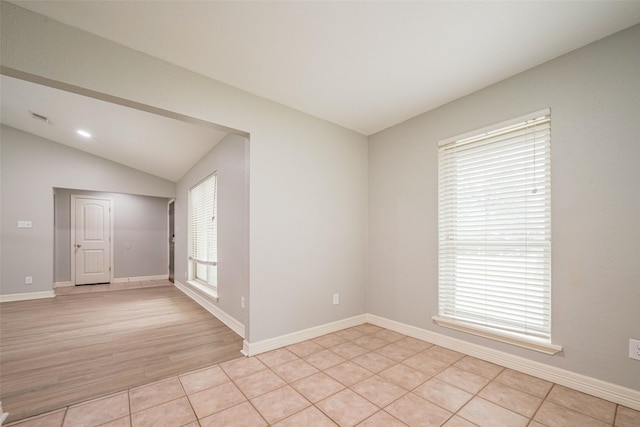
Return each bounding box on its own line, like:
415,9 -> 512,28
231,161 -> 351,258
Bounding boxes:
0,283 -> 243,423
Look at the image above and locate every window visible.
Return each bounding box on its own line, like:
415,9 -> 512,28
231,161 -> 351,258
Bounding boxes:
189,173 -> 218,288
434,109 -> 560,354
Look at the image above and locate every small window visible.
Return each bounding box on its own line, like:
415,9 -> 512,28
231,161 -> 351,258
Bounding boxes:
189,173 -> 218,288
435,109 -> 559,353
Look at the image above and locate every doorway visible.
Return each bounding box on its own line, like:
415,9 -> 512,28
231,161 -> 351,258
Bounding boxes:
169,200 -> 175,283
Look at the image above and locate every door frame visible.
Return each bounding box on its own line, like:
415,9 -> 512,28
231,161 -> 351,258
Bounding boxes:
167,198 -> 175,283
70,195 -> 115,286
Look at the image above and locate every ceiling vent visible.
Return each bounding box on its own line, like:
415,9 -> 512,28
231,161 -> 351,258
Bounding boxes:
30,111 -> 50,123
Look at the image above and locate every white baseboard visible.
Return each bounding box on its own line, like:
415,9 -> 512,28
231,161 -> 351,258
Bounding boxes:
364,314 -> 640,411
174,280 -> 245,339
0,400 -> 8,426
56,276 -> 167,287
53,281 -> 73,288
112,275 -> 168,283
238,312 -> 640,409
242,314 -> 368,357
0,290 -> 56,302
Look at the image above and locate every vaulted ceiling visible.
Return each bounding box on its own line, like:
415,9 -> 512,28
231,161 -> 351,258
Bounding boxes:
2,1 -> 640,181
12,1 -> 640,135
0,75 -> 228,182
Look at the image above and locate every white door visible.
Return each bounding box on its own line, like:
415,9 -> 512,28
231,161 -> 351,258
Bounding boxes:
74,197 -> 111,285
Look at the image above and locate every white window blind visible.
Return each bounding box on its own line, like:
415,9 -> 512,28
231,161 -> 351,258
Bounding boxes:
189,173 -> 218,287
437,110 -> 552,345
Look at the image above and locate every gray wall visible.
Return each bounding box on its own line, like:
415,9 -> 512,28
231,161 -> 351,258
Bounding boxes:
368,24 -> 640,390
1,0 -> 638,393
0,125 -> 175,295
1,2 -> 368,343
176,134 -> 249,329
54,188 -> 169,282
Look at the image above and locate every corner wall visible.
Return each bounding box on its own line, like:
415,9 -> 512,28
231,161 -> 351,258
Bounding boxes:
0,2 -> 369,343
175,134 -> 249,332
368,24 -> 640,390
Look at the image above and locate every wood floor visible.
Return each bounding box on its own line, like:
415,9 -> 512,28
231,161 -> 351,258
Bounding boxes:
0,283 -> 243,423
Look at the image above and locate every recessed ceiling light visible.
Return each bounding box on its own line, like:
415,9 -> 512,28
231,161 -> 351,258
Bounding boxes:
77,129 -> 92,138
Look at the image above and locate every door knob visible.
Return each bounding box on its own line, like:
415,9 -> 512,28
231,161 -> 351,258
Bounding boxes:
75,244 -> 82,248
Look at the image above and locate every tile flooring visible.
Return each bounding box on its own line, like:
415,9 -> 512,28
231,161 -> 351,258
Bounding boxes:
6,324 -> 640,427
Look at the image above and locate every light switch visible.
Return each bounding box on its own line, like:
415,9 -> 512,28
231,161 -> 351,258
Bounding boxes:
17,221 -> 32,229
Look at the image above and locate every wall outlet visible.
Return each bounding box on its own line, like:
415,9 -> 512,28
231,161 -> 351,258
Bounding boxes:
332,293 -> 339,305
241,297 -> 245,309
25,276 -> 33,284
630,339 -> 640,361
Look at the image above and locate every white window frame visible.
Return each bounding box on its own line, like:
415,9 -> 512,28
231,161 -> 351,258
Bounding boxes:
433,109 -> 562,355
188,173 -> 218,294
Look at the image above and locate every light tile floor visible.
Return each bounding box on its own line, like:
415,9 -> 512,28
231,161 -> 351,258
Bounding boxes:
6,324 -> 640,427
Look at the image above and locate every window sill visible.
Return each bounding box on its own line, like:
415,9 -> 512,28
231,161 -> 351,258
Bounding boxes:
186,280 -> 219,302
432,316 -> 562,355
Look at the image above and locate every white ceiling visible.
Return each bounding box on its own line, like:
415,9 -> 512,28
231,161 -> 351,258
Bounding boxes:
0,75 -> 228,182
2,1 -> 640,183
10,1 -> 640,135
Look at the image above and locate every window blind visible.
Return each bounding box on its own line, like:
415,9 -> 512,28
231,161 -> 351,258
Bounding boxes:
438,110 -> 551,342
189,173 -> 218,287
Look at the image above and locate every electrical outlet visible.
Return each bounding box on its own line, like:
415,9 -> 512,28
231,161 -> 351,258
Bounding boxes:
25,276 -> 33,284
241,297 -> 245,309
630,339 -> 640,361
333,293 -> 339,305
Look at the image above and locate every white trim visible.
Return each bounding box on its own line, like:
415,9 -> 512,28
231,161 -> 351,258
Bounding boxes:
242,314 -> 368,357
432,316 -> 562,355
53,281 -> 73,288
167,198 -> 175,282
241,341 -> 251,357
0,400 -> 8,425
54,276 -> 168,286
365,314 -> 640,411
0,291 -> 55,302
237,312 -> 640,409
71,195 -> 114,285
186,280 -> 219,301
112,275 -> 168,283
174,280 -> 245,338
